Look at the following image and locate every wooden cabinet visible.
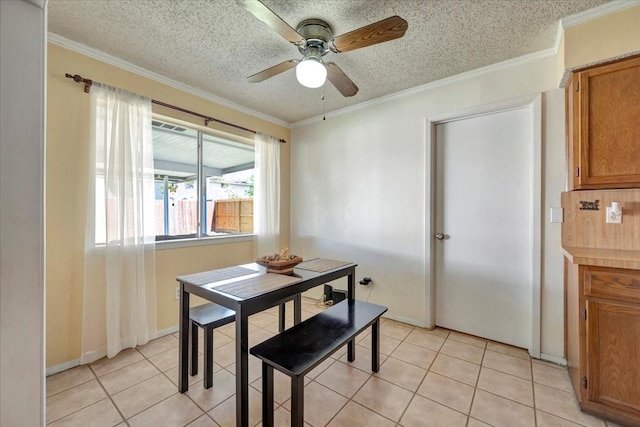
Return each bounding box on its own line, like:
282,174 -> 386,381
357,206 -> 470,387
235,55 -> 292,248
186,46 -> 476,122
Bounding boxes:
566,263 -> 640,425
566,55 -> 640,190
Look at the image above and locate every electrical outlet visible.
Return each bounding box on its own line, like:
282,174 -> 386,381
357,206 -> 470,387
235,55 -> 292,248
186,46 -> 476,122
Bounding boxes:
174,286 -> 180,300
606,207 -> 622,224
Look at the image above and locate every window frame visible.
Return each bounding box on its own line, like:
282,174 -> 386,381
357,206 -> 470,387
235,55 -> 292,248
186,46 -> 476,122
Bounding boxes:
152,114 -> 256,245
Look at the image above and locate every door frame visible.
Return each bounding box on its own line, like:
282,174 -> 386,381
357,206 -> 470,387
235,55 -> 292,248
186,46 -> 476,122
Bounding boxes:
424,94 -> 542,357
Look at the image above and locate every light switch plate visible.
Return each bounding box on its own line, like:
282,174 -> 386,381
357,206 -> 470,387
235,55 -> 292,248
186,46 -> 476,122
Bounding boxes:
550,207 -> 563,223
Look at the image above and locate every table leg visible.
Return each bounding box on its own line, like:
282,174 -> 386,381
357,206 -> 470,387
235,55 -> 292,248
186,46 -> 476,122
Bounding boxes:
178,282 -> 190,393
278,303 -> 285,332
347,270 -> 356,362
372,318 -> 380,372
347,269 -> 355,300
294,293 -> 302,325
235,306 -> 249,427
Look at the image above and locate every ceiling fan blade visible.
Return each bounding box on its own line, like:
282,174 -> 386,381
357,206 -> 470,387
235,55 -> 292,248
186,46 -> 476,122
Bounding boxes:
248,60 -> 298,83
237,0 -> 304,44
331,16 -> 408,53
326,62 -> 359,97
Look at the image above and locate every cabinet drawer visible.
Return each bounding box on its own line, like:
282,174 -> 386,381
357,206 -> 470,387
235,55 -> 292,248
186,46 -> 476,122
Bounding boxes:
584,267 -> 640,302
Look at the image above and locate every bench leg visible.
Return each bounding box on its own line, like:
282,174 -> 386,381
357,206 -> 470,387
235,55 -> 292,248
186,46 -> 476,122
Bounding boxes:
190,322 -> 198,376
291,375 -> 304,427
371,317 -> 381,372
203,326 -> 214,389
262,363 -> 274,427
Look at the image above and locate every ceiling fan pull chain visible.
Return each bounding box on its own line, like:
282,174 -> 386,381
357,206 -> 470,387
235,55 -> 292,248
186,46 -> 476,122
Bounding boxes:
322,93 -> 326,121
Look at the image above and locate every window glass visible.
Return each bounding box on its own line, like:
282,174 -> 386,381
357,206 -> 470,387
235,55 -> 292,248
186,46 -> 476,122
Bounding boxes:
152,119 -> 254,241
152,121 -> 198,239
202,133 -> 255,237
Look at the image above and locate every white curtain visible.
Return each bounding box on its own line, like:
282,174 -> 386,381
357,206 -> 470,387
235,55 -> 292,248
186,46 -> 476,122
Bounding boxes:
254,133 -> 281,256
81,83 -> 157,364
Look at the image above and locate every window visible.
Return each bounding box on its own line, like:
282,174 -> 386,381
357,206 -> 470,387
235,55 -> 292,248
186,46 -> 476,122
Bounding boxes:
152,119 -> 255,241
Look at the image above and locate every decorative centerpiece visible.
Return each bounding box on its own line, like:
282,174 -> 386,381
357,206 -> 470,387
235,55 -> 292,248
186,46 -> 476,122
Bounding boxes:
256,248 -> 303,274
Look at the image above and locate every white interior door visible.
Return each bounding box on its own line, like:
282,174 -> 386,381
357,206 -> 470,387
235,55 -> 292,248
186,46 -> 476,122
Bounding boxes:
434,107 -> 532,349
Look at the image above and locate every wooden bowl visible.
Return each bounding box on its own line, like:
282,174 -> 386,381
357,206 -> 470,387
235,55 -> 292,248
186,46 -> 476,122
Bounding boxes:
256,255 -> 303,274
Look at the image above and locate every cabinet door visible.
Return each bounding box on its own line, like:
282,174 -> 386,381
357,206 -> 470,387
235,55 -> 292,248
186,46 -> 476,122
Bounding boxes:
572,56 -> 640,189
585,299 -> 640,413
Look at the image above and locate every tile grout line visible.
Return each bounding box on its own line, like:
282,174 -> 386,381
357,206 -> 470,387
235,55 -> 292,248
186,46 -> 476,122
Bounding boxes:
466,341 -> 487,426
339,358 -> 402,425
310,377 -> 353,427
531,356 -> 538,427
45,378 -> 97,399
536,408 -> 593,427
384,328 -> 443,426
132,348 -> 190,424
118,342 -> 203,425
412,336 -> 488,420
46,299 -> 597,427
87,363 -> 130,427
44,369 -> 95,399
46,363 -> 131,426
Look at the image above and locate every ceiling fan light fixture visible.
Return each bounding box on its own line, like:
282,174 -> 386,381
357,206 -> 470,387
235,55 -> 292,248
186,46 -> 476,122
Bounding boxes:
296,57 -> 327,88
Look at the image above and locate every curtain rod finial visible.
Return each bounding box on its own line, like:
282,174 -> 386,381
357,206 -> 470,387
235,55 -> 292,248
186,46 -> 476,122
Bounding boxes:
66,73 -> 83,83
65,73 -> 92,92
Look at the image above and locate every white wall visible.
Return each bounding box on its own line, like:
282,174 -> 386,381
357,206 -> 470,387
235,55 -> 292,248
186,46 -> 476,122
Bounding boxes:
291,54 -> 567,358
0,0 -> 46,425
541,88 -> 567,360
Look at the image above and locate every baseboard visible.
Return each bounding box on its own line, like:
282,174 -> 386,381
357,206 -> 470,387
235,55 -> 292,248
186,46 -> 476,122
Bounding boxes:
539,353 -> 567,366
381,312 -> 427,328
46,327 -> 179,376
303,290 -> 428,328
46,359 -> 80,376
158,325 -> 179,337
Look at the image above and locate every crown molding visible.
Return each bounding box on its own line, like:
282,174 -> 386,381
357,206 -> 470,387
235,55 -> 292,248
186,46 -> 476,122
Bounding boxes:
47,33 -> 291,128
561,0 -> 640,28
292,47 -> 556,127
26,0 -> 47,9
553,20 -> 564,55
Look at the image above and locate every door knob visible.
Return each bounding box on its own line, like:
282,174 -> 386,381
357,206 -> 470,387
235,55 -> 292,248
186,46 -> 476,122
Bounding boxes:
435,233 -> 445,240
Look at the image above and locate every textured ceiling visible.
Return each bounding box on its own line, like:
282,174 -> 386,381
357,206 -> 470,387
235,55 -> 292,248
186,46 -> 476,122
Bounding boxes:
48,0 -> 610,124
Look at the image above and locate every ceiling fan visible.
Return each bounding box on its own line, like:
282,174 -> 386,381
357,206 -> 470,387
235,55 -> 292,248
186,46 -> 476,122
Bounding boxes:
238,0 -> 408,97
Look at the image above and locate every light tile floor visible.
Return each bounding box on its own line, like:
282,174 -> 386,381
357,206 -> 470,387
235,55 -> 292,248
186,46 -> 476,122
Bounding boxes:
46,297 -> 622,427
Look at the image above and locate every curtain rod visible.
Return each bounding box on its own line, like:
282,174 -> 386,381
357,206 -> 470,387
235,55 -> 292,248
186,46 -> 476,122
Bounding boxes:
64,73 -> 286,143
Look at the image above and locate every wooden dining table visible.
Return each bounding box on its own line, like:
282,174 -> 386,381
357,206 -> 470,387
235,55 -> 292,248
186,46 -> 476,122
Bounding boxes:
176,258 -> 357,427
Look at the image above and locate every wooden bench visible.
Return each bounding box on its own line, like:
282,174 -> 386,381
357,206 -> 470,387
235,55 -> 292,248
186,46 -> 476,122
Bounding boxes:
189,303 -> 235,389
190,297 -> 299,388
250,299 -> 388,427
